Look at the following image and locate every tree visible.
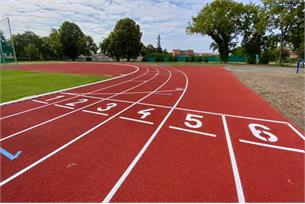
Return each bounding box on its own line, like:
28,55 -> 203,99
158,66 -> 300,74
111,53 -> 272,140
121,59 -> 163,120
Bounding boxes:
100,18 -> 142,61
241,4 -> 268,64
140,44 -> 155,56
40,29 -> 63,60
263,0 -> 304,64
82,35 -> 98,57
59,21 -> 85,60
12,31 -> 42,60
186,0 -> 245,62
156,35 -> 162,53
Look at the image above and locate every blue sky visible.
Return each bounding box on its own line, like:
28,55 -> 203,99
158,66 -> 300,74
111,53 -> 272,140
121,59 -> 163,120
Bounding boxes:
0,0 -> 261,53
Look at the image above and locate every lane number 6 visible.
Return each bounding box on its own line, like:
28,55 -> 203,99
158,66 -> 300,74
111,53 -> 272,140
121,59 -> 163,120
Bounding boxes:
249,123 -> 278,143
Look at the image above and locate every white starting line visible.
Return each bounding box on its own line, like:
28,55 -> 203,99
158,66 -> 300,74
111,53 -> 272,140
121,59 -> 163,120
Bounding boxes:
119,116 -> 154,125
54,104 -> 75,110
32,100 -> 48,104
169,125 -> 217,137
82,110 -> 108,116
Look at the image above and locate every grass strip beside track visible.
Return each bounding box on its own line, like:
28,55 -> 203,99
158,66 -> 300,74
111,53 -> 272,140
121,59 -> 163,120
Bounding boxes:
0,69 -> 110,103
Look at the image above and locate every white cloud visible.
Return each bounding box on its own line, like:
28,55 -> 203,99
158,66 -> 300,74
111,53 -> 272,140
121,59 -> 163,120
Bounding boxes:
0,0 -> 218,52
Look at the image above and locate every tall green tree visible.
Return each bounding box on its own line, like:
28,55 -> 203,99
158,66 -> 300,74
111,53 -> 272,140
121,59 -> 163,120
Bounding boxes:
186,0 -> 245,62
156,35 -> 162,53
263,0 -> 304,64
241,4 -> 268,64
12,31 -> 42,60
82,35 -> 98,57
100,18 -> 142,61
59,21 -> 85,60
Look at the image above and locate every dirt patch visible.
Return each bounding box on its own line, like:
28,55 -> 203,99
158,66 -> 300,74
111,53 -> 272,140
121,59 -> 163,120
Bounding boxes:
225,65 -> 305,130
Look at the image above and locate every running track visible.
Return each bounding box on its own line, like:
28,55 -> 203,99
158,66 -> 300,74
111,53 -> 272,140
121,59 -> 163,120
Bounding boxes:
0,63 -> 304,202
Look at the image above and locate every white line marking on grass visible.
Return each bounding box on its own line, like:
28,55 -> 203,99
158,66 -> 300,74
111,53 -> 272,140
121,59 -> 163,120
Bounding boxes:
32,100 -> 48,104
287,123 -> 305,141
222,115 -> 245,203
102,67 -> 187,203
0,67 -> 153,142
0,67 -> 170,187
82,110 -> 108,116
0,64 -> 141,120
239,139 -> 305,154
169,126 -> 216,137
54,104 -> 75,110
0,63 -> 140,106
119,116 -> 154,125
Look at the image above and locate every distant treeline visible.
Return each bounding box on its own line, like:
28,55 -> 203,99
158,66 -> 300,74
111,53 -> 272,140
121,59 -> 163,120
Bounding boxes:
1,0 -> 303,64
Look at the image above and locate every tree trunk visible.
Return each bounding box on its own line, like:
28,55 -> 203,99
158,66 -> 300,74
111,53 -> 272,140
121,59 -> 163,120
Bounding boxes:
279,31 -> 284,65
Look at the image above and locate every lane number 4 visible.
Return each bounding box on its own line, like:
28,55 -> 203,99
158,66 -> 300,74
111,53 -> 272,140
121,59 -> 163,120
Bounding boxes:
138,108 -> 155,119
249,123 -> 278,143
184,113 -> 203,129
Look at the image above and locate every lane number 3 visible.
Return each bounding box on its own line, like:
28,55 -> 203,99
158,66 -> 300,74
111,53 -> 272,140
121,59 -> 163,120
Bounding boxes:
97,103 -> 117,112
248,123 -> 278,143
184,114 -> 203,129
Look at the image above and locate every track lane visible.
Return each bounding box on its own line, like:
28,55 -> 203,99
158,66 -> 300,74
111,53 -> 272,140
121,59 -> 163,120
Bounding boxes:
0,66 -> 177,202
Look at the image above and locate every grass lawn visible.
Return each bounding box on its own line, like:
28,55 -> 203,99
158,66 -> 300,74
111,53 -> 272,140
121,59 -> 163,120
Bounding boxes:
0,69 -> 110,103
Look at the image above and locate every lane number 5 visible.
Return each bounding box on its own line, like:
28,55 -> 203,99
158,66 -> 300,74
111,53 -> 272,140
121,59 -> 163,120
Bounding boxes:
184,114 -> 203,129
249,123 -> 278,143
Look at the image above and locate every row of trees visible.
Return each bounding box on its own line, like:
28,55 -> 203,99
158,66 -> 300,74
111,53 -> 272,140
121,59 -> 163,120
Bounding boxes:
11,21 -> 98,61
187,0 -> 304,64
9,18 -> 158,62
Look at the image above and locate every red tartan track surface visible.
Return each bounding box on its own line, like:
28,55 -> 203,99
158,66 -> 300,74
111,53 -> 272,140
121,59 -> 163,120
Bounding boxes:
0,62 -> 304,202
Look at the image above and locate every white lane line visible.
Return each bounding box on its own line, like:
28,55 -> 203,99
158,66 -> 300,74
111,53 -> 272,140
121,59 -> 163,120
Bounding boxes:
119,116 -> 154,125
102,67 -> 187,203
239,139 -> 305,154
224,114 -> 288,124
63,89 -> 182,96
45,95 -> 65,101
32,100 -> 48,104
0,67 -> 169,187
287,123 -> 305,141
0,63 -> 140,107
222,115 -> 245,203
54,104 -> 75,110
0,63 -> 142,120
0,67 -> 152,142
82,110 -> 108,116
169,126 -> 216,137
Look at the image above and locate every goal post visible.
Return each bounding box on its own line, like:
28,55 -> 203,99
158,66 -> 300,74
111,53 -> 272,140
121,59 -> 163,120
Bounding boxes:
0,17 -> 17,64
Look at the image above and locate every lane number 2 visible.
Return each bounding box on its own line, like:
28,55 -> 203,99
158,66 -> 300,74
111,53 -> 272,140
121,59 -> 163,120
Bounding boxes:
249,123 -> 278,143
138,108 -> 155,119
66,98 -> 88,107
184,114 -> 203,129
97,103 -> 117,112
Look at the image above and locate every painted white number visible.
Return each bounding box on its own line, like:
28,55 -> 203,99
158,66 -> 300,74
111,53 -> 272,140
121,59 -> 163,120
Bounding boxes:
249,123 -> 278,143
97,103 -> 117,112
66,98 -> 88,107
138,108 -> 155,119
46,95 -> 64,102
184,114 -> 203,129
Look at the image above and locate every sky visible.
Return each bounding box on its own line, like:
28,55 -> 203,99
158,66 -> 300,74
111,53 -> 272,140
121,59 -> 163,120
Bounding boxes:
0,0 -> 260,53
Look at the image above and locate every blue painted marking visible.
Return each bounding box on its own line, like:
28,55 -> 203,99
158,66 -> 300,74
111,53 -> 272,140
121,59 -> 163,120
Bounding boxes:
0,147 -> 22,160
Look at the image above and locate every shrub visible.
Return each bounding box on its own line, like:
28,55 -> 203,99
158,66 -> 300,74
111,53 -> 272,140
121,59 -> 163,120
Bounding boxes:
247,54 -> 256,64
259,51 -> 269,64
203,55 -> 209,62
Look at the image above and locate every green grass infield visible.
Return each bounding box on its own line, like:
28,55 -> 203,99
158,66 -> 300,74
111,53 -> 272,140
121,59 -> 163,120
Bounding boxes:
0,69 -> 110,103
